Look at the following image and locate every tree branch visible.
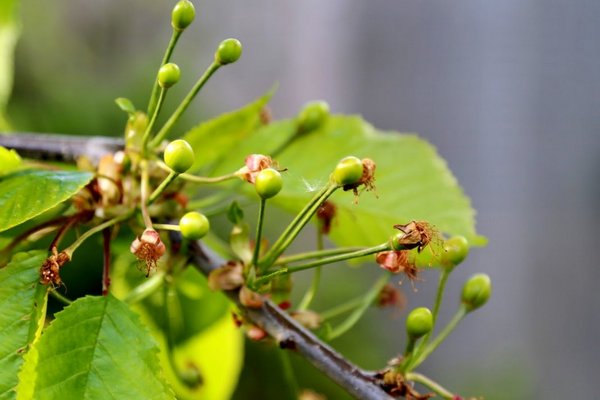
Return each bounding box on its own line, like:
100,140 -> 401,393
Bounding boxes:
187,239 -> 393,400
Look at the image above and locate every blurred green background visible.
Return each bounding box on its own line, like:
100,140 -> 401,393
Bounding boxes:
5,1 -> 600,399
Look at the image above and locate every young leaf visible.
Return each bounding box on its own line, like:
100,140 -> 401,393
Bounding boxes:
210,115 -> 486,247
0,145 -> 21,175
115,97 -> 136,115
0,169 -> 93,232
27,295 -> 175,399
183,88 -> 274,173
0,250 -> 48,399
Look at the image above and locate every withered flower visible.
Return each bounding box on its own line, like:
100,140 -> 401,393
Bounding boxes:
130,229 -> 166,276
376,283 -> 407,310
40,247 -> 71,286
316,201 -> 336,235
393,221 -> 439,253
376,250 -> 419,284
236,154 -> 274,184
207,261 -> 244,291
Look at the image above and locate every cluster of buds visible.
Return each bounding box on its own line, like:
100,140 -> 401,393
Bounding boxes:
40,247 -> 71,286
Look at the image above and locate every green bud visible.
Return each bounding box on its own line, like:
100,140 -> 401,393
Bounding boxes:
158,63 -> 181,88
461,273 -> 491,312
406,307 -> 433,339
441,235 -> 469,267
215,38 -> 242,65
179,211 -> 210,240
254,168 -> 283,199
297,100 -> 330,133
172,0 -> 196,31
332,156 -> 363,186
164,139 -> 195,173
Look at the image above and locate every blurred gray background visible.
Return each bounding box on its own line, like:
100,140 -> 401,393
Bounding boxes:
9,0 -> 600,398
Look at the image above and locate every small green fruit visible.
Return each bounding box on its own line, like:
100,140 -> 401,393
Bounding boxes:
179,211 -> 210,240
172,0 -> 196,31
332,156 -> 363,186
158,63 -> 181,88
254,168 -> 283,199
406,307 -> 433,339
215,38 -> 242,65
441,236 -> 469,266
164,139 -> 195,173
297,100 -> 330,133
461,273 -> 491,312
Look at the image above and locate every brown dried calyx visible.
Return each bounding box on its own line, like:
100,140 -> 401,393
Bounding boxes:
379,370 -> 433,400
236,154 -> 275,184
393,221 -> 437,253
130,229 -> 166,276
40,247 -> 71,286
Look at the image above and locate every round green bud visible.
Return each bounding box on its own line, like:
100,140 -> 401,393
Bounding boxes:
441,236 -> 469,266
215,38 -> 242,65
297,100 -> 330,133
158,63 -> 181,88
179,211 -> 210,240
164,139 -> 195,173
171,0 -> 196,31
461,273 -> 491,312
255,168 -> 283,199
332,156 -> 363,186
406,307 -> 433,339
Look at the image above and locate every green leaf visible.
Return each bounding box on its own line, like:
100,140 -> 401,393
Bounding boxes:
0,250 -> 48,400
27,295 -> 175,399
0,146 -> 21,175
110,251 -> 243,400
115,97 -> 136,115
211,115 -> 486,247
183,88 -> 274,173
0,169 -> 93,232
0,0 -> 19,130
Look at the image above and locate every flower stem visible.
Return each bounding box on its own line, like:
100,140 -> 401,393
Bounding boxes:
142,87 -> 167,154
260,183 -> 338,268
252,198 -> 266,271
123,270 -> 166,304
63,210 -> 134,259
148,170 -> 178,204
414,268 -> 452,356
140,160 -> 154,228
319,296 -> 365,320
147,30 -> 182,116
49,289 -> 72,305
153,223 -> 181,232
150,61 -> 221,148
275,246 -> 365,266
405,372 -> 455,399
281,243 -> 390,275
296,232 -> 325,311
156,161 -> 239,183
408,305 -> 468,371
326,272 -> 391,340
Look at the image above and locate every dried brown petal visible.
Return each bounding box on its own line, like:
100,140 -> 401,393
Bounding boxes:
207,261 -> 244,291
239,286 -> 264,308
290,310 -> 322,330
